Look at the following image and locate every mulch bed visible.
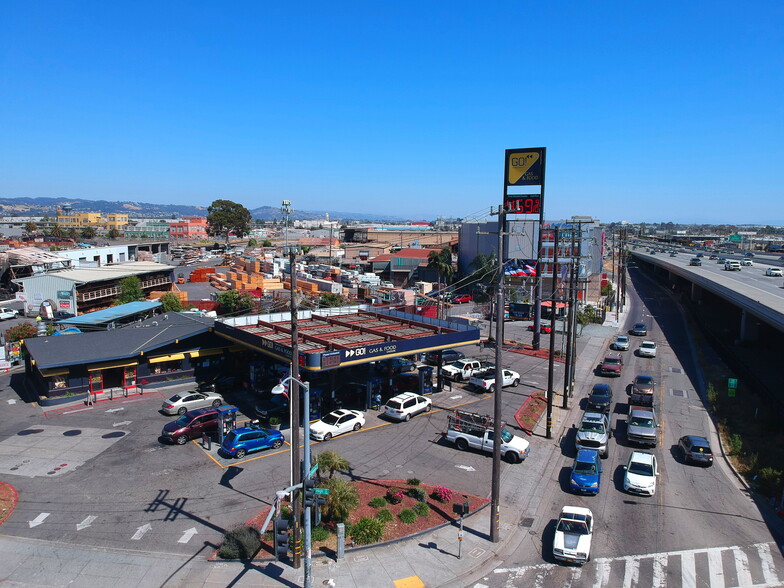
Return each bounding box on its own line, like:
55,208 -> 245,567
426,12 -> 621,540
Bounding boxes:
245,479 -> 489,558
515,391 -> 547,434
0,482 -> 18,526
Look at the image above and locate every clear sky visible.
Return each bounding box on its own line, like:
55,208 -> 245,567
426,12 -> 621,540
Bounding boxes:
2,2 -> 782,224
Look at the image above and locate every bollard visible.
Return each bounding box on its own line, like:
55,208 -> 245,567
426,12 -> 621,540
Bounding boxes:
202,433 -> 211,450
336,523 -> 345,560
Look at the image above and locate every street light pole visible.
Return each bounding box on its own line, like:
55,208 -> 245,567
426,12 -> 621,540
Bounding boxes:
285,246 -> 302,569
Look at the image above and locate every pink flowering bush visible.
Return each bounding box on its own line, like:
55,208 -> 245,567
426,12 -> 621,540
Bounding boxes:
385,488 -> 405,505
431,486 -> 454,503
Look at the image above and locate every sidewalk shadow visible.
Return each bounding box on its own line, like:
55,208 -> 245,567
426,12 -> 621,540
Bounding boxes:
418,540 -> 455,557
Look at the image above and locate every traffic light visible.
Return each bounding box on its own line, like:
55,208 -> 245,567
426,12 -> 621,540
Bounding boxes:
302,478 -> 316,508
273,516 -> 290,560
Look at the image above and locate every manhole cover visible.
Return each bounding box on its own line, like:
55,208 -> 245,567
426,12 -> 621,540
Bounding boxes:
63,430 -> 82,436
520,517 -> 534,528
102,431 -> 126,439
670,367 -> 683,374
671,389 -> 685,397
18,429 -> 44,436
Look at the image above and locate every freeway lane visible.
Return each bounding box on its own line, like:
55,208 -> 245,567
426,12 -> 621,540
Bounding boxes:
488,260 -> 783,587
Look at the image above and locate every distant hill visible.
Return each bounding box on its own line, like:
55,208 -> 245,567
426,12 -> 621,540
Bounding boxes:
0,197 -> 407,222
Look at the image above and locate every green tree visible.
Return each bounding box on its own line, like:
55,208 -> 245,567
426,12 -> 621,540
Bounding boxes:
315,451 -> 350,482
262,239 -> 273,247
8,322 -> 38,341
107,228 -> 121,239
24,222 -> 37,234
207,199 -> 252,243
115,276 -> 144,305
247,238 -> 258,248
67,228 -> 78,239
80,227 -> 96,239
427,247 -> 454,287
50,224 -> 65,238
319,293 -> 345,307
321,478 -> 359,523
159,292 -> 183,312
216,289 -> 254,315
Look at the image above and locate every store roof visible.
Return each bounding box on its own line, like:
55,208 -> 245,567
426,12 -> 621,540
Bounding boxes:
59,301 -> 162,326
14,261 -> 175,285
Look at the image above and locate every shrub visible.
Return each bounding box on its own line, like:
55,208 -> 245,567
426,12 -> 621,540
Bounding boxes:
757,467 -> 783,497
706,383 -> 718,409
323,478 -> 360,522
311,525 -> 330,542
369,496 -> 387,509
406,477 -> 421,486
218,525 -> 261,560
406,487 -> 427,502
413,502 -> 430,517
385,487 -> 405,505
728,433 -> 743,455
398,509 -> 417,524
351,516 -> 385,545
431,486 -> 454,503
376,508 -> 394,523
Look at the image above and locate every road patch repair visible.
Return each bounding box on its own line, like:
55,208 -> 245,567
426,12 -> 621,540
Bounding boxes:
0,425 -> 128,478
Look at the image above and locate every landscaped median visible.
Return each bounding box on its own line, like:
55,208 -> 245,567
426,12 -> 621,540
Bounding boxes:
0,482 -> 19,525
214,477 -> 489,560
515,391 -> 547,435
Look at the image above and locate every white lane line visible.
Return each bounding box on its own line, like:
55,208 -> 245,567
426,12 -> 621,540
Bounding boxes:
592,558 -> 611,588
733,548 -> 752,587
756,542 -> 780,586
681,550 -> 696,588
707,548 -> 724,588
622,557 -> 639,588
652,552 -> 668,587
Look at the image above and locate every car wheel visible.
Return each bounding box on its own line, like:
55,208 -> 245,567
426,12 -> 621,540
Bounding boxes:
489,384 -> 496,393
455,438 -> 469,451
512,379 -> 519,388
178,407 -> 187,415
425,403 -> 432,412
211,399 -> 221,407
404,414 -> 411,422
272,439 -> 283,449
602,449 -> 609,459
324,433 -> 332,441
353,422 -> 362,431
235,448 -> 247,459
176,435 -> 188,445
455,375 -> 462,382
504,451 -> 519,464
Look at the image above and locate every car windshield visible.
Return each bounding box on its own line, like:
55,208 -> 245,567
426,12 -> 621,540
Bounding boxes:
628,461 -> 654,476
629,417 -> 653,427
590,389 -> 610,399
616,337 -> 628,343
500,428 -> 514,443
174,414 -> 191,427
642,343 -> 655,349
580,422 -> 605,434
574,460 -> 597,475
320,413 -> 340,426
605,358 -> 621,365
451,360 -> 469,369
169,394 -> 183,402
557,520 -> 589,534
636,376 -> 654,385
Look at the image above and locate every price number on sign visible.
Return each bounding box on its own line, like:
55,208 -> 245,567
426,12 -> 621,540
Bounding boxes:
504,196 -> 541,215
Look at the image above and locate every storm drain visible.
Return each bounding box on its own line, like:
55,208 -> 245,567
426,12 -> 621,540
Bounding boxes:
670,367 -> 683,373
520,517 -> 534,528
671,389 -> 686,398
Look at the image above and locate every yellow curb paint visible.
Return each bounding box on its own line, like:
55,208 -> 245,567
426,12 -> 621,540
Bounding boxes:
393,576 -> 425,588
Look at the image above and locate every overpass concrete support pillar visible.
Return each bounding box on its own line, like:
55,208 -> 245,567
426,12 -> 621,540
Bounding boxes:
739,310 -> 759,343
691,282 -> 702,303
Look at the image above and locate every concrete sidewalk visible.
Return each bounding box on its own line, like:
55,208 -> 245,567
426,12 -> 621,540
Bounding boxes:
0,318 -> 626,588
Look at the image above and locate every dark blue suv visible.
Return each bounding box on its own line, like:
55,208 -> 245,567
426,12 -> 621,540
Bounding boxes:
569,448 -> 602,495
220,426 -> 284,459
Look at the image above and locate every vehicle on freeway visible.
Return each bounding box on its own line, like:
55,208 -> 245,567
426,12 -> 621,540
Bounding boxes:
469,368 -> 520,392
528,323 -> 552,333
725,260 -> 741,271
709,254 -> 718,260
220,426 -> 284,458
717,256 -> 727,264
255,394 -> 289,422
586,384 -> 613,414
638,341 -> 657,358
632,374 -> 656,396
310,409 -> 365,441
423,348 -> 465,365
445,410 -> 529,463
0,307 -> 18,320
600,354 -> 623,377
161,408 -> 220,445
765,267 -> 783,277
383,392 -> 431,422
669,251 -> 677,257
689,257 -> 702,266
630,322 -> 648,336
575,412 -> 611,458
553,506 -> 594,565
696,252 -> 704,257
162,390 -> 225,415
741,258 -> 753,266
627,405 -> 658,447
569,448 -> 602,495
678,435 -> 714,466
452,294 -> 472,304
611,335 -> 630,351
623,451 -> 659,496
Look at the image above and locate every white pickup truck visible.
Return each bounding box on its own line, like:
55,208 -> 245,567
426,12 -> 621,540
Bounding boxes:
445,410 -> 530,463
469,368 -> 520,393
441,359 -> 494,382
0,307 -> 18,321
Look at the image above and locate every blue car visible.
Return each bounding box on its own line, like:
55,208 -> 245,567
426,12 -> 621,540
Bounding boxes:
570,448 -> 602,495
220,426 -> 284,459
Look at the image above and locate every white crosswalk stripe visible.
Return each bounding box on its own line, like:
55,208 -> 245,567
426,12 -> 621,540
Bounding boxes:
493,542 -> 783,588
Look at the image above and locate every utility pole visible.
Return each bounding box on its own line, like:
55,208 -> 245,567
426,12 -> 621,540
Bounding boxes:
282,200 -> 292,250
490,206 -> 506,543
532,212 -> 544,350
562,227 -> 576,409
545,227 -> 558,439
287,246 -> 302,570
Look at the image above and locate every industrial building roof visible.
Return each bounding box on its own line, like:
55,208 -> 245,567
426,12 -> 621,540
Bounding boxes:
59,301 -> 162,326
14,261 -> 175,285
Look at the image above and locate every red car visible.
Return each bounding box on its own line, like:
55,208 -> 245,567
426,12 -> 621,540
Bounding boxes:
452,294 -> 472,304
527,324 -> 552,333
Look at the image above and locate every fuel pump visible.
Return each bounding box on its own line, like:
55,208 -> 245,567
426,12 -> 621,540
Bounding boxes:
216,405 -> 238,444
418,366 -> 434,395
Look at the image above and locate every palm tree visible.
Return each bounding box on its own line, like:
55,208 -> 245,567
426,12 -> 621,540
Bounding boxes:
321,478 -> 359,522
24,222 -> 37,235
427,247 -> 453,289
315,451 -> 350,482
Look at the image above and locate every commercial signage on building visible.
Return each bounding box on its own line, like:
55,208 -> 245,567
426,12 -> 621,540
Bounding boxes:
504,147 -> 546,215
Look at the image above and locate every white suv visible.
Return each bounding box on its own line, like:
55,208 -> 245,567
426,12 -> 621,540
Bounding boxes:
383,392 -> 431,422
724,260 -> 741,271
741,258 -> 753,266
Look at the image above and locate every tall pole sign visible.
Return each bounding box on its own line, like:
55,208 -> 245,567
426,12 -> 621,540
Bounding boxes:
504,147 -> 546,349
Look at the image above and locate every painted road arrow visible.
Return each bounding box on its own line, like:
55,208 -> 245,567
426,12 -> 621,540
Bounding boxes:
77,516 -> 97,531
7,399 -> 16,404
105,408 -> 124,413
29,513 -> 50,528
455,465 -> 476,472
113,421 -> 132,427
449,395 -> 463,400
178,528 -> 198,544
131,523 -> 152,540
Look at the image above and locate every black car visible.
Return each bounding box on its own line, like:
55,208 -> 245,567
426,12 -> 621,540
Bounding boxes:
678,435 -> 714,466
255,394 -> 289,422
630,322 -> 648,336
423,348 -> 465,365
586,384 -> 613,413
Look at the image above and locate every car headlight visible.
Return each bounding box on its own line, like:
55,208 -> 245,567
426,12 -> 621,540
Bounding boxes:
588,482 -> 598,488
553,548 -> 564,555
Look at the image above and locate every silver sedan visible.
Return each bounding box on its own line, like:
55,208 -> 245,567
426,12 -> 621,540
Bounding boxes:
162,391 -> 225,415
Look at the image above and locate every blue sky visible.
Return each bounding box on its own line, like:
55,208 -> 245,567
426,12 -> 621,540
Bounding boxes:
2,1 -> 782,224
